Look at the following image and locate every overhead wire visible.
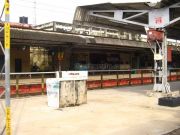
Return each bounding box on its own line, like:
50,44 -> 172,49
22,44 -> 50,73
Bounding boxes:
13,0 -> 76,11
6,0 -> 78,24
0,125 -> 5,135
0,5 -> 4,21
12,3 -> 74,15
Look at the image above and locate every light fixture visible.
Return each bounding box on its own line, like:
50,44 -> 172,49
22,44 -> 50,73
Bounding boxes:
147,0 -> 161,8
22,46 -> 26,51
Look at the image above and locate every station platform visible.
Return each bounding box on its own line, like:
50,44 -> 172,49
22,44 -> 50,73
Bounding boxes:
0,85 -> 179,135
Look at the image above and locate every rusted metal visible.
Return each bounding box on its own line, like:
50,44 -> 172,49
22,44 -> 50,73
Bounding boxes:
0,22 -> 32,29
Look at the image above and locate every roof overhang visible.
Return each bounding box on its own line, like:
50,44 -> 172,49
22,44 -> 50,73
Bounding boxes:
0,28 -> 151,50
0,28 -> 87,47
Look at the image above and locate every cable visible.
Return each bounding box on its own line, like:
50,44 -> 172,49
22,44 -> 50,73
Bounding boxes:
0,125 -> 5,135
17,0 -> 81,5
13,3 -> 74,15
13,0 -> 76,11
0,5 -> 4,21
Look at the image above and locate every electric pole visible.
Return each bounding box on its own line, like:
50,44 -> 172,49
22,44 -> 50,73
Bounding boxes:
4,0 -> 11,134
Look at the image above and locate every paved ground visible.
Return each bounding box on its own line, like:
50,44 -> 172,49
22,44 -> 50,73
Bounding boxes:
0,82 -> 180,135
113,81 -> 180,92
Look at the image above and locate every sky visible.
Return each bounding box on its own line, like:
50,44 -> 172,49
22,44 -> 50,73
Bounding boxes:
0,0 -> 160,25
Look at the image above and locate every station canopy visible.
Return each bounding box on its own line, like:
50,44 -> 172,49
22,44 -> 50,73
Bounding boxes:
73,0 -> 180,40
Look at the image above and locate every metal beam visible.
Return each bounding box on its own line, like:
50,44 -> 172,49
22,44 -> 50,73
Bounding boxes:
89,3 -> 180,28
147,40 -> 155,54
0,42 -> 5,55
169,2 -> 180,8
119,19 -> 148,27
167,17 -> 180,27
122,10 -> 148,12
89,10 -> 119,13
124,11 -> 148,20
89,11 -> 148,27
0,27 -> 4,32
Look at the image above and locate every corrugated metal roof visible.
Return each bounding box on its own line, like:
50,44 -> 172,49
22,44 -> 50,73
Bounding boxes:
0,27 -> 150,49
0,28 -> 87,46
79,0 -> 179,10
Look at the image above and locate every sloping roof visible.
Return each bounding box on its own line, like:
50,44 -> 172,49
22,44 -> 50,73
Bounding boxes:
0,27 -> 179,51
0,28 -> 149,50
73,0 -> 180,40
0,28 -> 87,46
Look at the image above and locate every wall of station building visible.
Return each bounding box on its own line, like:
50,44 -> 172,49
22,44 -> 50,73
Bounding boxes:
29,47 -> 154,72
69,49 -> 154,71
1,46 -> 179,73
30,47 -> 179,72
0,47 -> 30,72
11,47 -> 30,72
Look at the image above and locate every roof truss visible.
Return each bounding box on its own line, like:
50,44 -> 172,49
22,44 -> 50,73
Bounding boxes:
88,2 -> 180,29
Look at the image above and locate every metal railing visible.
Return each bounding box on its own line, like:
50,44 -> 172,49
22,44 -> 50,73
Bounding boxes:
0,69 -> 180,96
0,72 -> 56,97
168,68 -> 180,81
88,68 -> 180,88
88,69 -> 154,88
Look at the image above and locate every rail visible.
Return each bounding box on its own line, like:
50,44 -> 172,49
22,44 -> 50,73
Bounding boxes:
0,69 -> 179,96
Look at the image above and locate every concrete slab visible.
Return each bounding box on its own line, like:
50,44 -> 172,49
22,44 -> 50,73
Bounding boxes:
1,88 -> 180,135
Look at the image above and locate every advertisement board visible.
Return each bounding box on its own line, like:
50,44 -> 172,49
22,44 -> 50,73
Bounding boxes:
46,79 -> 60,108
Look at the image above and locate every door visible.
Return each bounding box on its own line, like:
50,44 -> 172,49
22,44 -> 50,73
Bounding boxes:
15,59 -> 22,72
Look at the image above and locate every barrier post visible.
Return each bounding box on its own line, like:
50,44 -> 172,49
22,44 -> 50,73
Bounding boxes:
16,75 -> 19,97
41,74 -> 45,94
129,70 -> 131,86
116,71 -> 119,86
141,70 -> 143,84
169,69 -> 172,81
100,72 -> 103,88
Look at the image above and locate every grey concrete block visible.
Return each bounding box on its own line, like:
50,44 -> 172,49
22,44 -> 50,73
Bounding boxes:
75,80 -> 87,105
59,80 -> 87,108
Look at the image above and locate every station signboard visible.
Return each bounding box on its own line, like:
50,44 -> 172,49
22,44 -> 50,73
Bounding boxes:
62,71 -> 88,80
149,8 -> 169,28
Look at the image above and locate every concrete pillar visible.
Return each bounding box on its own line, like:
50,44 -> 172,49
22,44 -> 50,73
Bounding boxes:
60,81 -> 76,107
